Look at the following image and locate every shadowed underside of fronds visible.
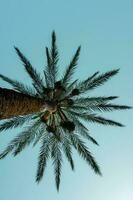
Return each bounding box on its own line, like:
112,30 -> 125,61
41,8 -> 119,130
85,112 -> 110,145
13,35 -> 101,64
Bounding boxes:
0,87 -> 44,119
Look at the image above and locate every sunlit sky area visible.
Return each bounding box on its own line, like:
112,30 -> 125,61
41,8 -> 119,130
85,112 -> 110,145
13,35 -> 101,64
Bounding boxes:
0,0 -> 133,200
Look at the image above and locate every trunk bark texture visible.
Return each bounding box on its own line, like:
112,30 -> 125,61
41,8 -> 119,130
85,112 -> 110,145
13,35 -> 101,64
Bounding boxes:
0,87 -> 44,120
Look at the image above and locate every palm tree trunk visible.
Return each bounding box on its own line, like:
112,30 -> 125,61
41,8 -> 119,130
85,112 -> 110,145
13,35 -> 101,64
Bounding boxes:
0,87 -> 44,120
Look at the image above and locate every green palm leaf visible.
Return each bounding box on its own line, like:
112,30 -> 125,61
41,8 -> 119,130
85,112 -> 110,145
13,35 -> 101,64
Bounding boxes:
64,110 -> 98,145
62,46 -> 81,86
50,31 -> 59,84
86,103 -> 131,112
51,138 -> 62,191
0,114 -> 34,132
32,124 -> 46,147
74,96 -> 118,105
44,70 -> 51,88
74,120 -> 99,145
70,133 -> 101,175
44,31 -> 59,87
68,110 -> 124,127
14,47 -> 45,95
36,135 -> 50,182
62,134 -> 74,170
45,48 -> 53,87
0,120 -> 42,158
77,71 -> 99,92
78,69 -> 119,93
0,74 -> 36,96
70,103 -> 131,113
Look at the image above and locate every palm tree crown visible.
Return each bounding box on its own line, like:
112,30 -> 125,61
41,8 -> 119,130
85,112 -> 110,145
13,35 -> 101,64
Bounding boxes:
0,31 -> 131,190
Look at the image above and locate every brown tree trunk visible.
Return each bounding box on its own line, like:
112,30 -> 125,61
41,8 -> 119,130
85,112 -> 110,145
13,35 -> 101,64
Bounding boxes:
0,87 -> 44,120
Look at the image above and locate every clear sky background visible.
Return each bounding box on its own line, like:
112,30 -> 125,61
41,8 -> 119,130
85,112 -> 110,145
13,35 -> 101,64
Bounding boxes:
0,0 -> 133,200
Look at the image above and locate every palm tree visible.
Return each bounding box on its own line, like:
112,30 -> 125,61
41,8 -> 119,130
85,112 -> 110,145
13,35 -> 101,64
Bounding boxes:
0,32 -> 131,191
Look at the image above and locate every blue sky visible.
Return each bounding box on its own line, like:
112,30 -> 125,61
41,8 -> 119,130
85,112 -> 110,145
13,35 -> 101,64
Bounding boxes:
0,0 -> 133,200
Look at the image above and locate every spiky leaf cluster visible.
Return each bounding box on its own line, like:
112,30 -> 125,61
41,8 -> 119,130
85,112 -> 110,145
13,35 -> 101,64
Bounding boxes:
0,31 -> 131,191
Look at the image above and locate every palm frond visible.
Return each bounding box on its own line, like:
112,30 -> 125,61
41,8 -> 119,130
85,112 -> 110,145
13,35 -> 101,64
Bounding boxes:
13,120 -> 42,156
85,71 -> 100,82
64,110 -> 98,145
70,133 -> 101,175
45,47 -> 53,87
62,134 -> 74,170
44,32 -> 59,88
0,74 -> 36,96
59,79 -> 78,100
36,135 -> 50,182
0,120 -> 42,159
0,133 -> 27,159
74,96 -> 118,106
85,103 -> 131,112
43,70 -> 51,88
69,103 -> 131,113
0,144 -> 13,159
76,71 -> 99,93
50,31 -> 59,84
0,114 -> 34,133
62,46 -> 81,86
74,120 -> 99,145
33,123 -> 46,147
68,105 -> 89,112
68,110 -> 124,127
78,69 -> 119,93
77,71 -> 99,91
67,79 -> 78,92
14,47 -> 45,95
51,138 -> 62,191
